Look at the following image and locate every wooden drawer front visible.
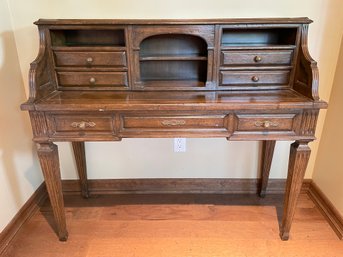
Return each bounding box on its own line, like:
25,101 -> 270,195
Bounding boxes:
57,72 -> 128,87
123,115 -> 226,131
236,114 -> 296,132
220,70 -> 290,85
47,114 -> 114,135
221,50 -> 293,66
54,51 -> 127,67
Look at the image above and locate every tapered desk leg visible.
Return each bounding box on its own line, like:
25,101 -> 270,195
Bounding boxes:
260,140 -> 276,197
280,140 -> 311,240
37,143 -> 68,241
72,142 -> 89,198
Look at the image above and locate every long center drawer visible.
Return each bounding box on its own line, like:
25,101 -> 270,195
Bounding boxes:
122,115 -> 227,130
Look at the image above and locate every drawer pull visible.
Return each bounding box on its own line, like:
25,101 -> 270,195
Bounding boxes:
251,76 -> 260,82
71,121 -> 96,129
254,56 -> 262,62
86,57 -> 93,64
254,120 -> 279,128
89,77 -> 96,85
161,120 -> 186,126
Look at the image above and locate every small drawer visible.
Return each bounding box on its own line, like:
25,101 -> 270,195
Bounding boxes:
221,50 -> 293,66
220,70 -> 290,86
236,114 -> 297,132
47,114 -> 115,137
54,51 -> 127,67
122,115 -> 227,131
57,72 -> 128,88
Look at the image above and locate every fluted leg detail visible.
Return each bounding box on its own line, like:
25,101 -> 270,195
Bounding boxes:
37,142 -> 68,241
280,140 -> 311,240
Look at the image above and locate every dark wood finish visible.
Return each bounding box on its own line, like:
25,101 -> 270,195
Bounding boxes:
139,34 -> 208,57
221,28 -> 297,46
280,140 -> 311,240
236,114 -> 296,131
54,51 -> 127,67
30,90 -> 326,111
21,18 -> 327,241
0,184 -> 47,255
46,113 -> 116,140
220,70 -> 290,86
72,142 -> 89,198
50,29 -> 126,47
132,26 -> 214,90
34,17 -> 313,25
260,140 -> 276,197
57,71 -> 128,88
36,143 -> 68,241
294,25 -> 320,100
221,50 -> 293,66
308,181 -> 343,239
121,114 -> 229,136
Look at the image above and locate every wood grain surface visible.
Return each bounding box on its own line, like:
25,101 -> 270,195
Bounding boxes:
3,193 -> 342,257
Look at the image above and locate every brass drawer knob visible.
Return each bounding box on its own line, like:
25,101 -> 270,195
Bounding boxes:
251,76 -> 260,82
89,77 -> 96,85
86,57 -> 93,64
71,121 -> 96,129
254,56 -> 262,62
161,120 -> 186,126
254,120 -> 279,128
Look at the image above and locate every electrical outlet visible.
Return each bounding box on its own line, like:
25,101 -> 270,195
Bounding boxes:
174,138 -> 186,152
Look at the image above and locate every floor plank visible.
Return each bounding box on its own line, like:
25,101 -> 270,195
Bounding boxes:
3,193 -> 342,257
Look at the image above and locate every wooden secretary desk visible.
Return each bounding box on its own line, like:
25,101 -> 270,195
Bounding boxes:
21,18 -> 327,241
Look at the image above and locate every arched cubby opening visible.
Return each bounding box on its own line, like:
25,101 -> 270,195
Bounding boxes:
138,34 -> 208,86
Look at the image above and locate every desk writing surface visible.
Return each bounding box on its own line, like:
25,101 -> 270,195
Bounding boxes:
34,89 -> 320,111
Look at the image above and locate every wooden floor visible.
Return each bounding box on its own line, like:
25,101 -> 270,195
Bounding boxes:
3,193 -> 343,257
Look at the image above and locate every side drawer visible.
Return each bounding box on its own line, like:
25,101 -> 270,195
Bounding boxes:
57,72 -> 128,88
220,70 -> 290,86
121,115 -> 229,135
221,50 -> 293,66
47,114 -> 115,137
54,51 -> 127,67
235,113 -> 297,132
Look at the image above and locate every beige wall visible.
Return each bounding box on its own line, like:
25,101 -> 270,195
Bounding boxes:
0,0 -> 42,232
1,0 -> 343,232
312,38 -> 343,215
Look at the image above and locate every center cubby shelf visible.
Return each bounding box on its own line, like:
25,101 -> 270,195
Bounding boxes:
220,44 -> 297,50
138,34 -> 208,83
140,60 -> 207,82
139,55 -> 208,61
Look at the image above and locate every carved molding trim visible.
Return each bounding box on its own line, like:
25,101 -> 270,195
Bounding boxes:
300,109 -> 319,136
29,112 -> 48,138
294,25 -> 320,100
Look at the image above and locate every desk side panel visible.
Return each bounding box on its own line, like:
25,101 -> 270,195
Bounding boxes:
21,26 -> 57,111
